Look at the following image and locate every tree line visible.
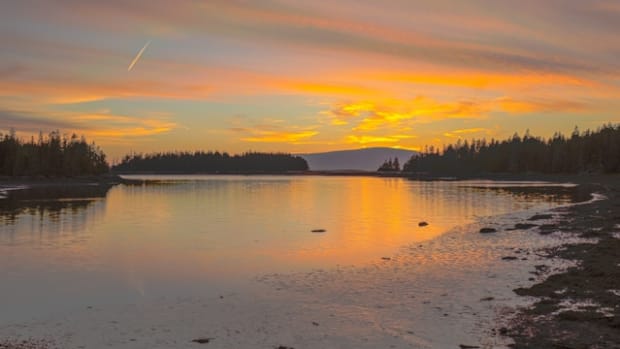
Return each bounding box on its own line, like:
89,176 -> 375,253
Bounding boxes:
402,124 -> 620,175
113,151 -> 309,173
377,157 -> 401,172
0,130 -> 108,176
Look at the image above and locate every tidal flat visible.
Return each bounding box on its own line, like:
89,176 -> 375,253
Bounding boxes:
0,175 -> 616,348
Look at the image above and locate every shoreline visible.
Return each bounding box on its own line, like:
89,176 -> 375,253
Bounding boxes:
504,177 -> 620,348
0,175 -> 618,348
0,171 -> 613,185
0,175 -> 142,189
0,183 -> 578,349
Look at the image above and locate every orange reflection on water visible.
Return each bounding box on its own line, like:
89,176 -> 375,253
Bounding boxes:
0,176 -> 569,290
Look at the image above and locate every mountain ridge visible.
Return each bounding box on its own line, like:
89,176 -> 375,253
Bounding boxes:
298,147 -> 418,171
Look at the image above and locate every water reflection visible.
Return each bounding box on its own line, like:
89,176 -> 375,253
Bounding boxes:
0,185 -> 110,245
0,176 -> 575,324
459,182 -> 578,203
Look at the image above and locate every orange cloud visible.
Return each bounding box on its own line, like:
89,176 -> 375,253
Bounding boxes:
496,97 -> 588,113
346,135 -> 414,145
241,130 -> 318,143
325,97 -> 489,132
443,128 -> 491,138
368,71 -> 594,90
2,109 -> 177,140
324,95 -> 592,134
281,81 -> 377,97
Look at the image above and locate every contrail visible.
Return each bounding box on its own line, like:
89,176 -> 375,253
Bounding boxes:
127,40 -> 151,72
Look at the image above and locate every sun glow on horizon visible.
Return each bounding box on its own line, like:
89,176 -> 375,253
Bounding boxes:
1,1 -> 619,158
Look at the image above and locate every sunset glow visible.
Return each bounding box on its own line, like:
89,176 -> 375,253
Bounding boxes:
1,1 -> 619,159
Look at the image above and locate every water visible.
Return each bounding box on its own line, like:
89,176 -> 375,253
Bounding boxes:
0,176 -> 575,347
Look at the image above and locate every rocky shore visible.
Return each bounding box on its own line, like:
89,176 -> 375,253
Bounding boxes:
0,174 -> 140,188
506,177 -> 620,348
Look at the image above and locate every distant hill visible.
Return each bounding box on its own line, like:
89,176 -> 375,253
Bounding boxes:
299,147 -> 418,171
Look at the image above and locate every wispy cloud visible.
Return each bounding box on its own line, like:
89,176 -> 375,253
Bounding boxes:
0,1 -> 619,155
0,109 -> 177,140
324,98 -> 490,132
241,130 -> 318,143
229,118 -> 319,144
22,1 -> 617,75
325,96 -> 592,133
496,97 -> 589,114
443,127 -> 491,138
0,110 -> 75,132
346,134 -> 414,145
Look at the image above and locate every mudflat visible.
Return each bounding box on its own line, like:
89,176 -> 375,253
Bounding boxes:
506,176 -> 620,348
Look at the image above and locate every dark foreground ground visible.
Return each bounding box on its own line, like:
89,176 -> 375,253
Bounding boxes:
505,176 -> 620,349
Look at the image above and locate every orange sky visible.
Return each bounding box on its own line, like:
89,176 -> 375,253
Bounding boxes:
1,1 -> 619,160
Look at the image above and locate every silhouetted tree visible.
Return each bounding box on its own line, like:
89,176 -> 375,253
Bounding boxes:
113,151 -> 309,173
402,124 -> 620,175
0,131 -> 108,176
378,157 -> 400,172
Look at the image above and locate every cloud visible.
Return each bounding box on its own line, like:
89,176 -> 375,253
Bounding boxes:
443,127 -> 491,138
496,97 -> 589,114
346,135 -> 415,145
241,130 -> 318,143
324,95 -> 592,134
5,1 -> 613,76
366,71 -> 595,90
0,110 -> 75,132
1,0 -> 618,157
229,118 -> 319,143
0,109 -> 177,140
324,97 -> 489,132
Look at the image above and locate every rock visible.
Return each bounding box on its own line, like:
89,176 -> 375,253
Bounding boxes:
538,224 -> 558,235
418,221 -> 429,227
515,223 -> 537,230
528,214 -> 553,221
381,257 -> 392,261
275,346 -> 295,349
539,224 -> 557,231
312,321 -> 319,326
311,229 -> 326,233
502,256 -> 518,261
192,338 -> 214,344
459,345 -> 480,349
479,227 -> 497,233
480,296 -> 495,301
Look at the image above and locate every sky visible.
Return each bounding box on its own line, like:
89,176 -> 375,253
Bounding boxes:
1,0 -> 619,160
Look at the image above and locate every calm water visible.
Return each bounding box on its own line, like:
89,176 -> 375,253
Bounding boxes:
0,176 -> 571,325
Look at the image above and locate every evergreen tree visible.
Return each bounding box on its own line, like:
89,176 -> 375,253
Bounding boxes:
0,131 -> 108,176
402,124 -> 620,175
113,151 -> 309,173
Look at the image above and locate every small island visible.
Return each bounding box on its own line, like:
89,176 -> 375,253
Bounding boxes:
112,151 -> 309,174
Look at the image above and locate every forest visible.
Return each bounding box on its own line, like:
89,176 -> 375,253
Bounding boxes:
0,130 -> 108,176
113,151 -> 309,173
402,124 -> 620,175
